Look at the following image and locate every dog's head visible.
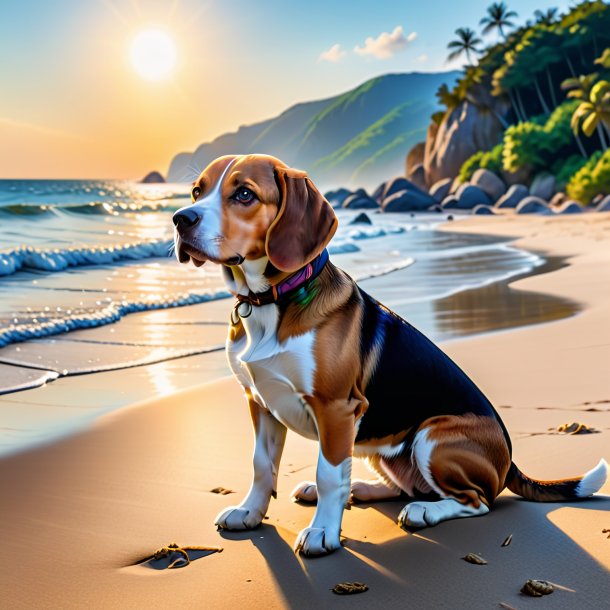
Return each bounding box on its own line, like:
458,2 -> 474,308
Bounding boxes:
172,154 -> 337,273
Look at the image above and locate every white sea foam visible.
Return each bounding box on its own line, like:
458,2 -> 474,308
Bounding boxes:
0,224 -> 407,277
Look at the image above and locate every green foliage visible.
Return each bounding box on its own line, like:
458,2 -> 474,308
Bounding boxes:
459,144 -> 503,182
566,150 -> 610,203
552,155 -> 590,187
502,101 -> 580,173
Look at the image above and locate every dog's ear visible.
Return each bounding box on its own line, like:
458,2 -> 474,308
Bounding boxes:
266,168 -> 338,273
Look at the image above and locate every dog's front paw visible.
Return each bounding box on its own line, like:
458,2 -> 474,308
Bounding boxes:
294,526 -> 340,556
291,481 -> 318,503
397,502 -> 434,529
215,506 -> 263,531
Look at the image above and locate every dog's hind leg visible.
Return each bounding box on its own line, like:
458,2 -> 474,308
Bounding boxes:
397,414 -> 511,529
215,392 -> 287,531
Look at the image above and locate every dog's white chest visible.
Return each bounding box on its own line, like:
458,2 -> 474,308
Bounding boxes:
227,304 -> 318,439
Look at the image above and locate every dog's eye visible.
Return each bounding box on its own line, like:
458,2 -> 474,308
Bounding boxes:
234,188 -> 255,205
191,186 -> 201,200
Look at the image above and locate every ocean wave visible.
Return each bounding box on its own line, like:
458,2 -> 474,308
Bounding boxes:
0,224 -> 406,277
0,239 -> 174,277
0,289 -> 232,348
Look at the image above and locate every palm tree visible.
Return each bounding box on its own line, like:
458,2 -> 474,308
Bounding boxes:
480,2 -> 518,39
447,28 -> 483,65
534,8 -> 559,25
571,80 -> 610,151
562,73 -> 601,156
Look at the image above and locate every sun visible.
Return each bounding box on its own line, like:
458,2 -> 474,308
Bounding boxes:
129,28 -> 177,81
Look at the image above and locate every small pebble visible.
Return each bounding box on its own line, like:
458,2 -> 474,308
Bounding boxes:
332,582 -> 368,595
462,553 -> 487,565
521,579 -> 554,597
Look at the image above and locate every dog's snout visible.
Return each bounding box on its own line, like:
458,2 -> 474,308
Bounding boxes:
173,208 -> 201,230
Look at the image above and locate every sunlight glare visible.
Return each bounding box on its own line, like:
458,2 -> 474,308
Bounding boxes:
129,28 -> 177,81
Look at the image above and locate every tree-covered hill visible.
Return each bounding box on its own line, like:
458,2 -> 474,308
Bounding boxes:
425,0 -> 610,204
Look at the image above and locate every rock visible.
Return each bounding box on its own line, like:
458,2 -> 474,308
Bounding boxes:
423,82 -> 510,185
472,204 -> 495,215
141,171 -> 165,183
428,204 -> 443,213
324,187 -> 352,208
471,169 -> 506,201
455,184 -> 492,209
407,163 -> 428,191
516,196 -> 551,214
381,177 -> 425,201
555,201 -> 583,214
406,142 -> 426,175
429,178 -> 453,203
549,192 -> 568,207
371,182 -> 386,204
596,194 -> 610,211
382,189 -> 435,212
592,193 -> 605,206
440,195 -> 459,209
495,184 -> 529,209
342,189 -> 378,209
530,173 -> 556,201
349,212 -> 373,225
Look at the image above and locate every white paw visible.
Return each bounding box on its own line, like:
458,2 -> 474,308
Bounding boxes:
215,506 -> 263,531
291,481 -> 318,503
398,502 -> 437,529
294,526 -> 340,556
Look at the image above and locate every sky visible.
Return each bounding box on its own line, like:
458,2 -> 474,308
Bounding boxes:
0,0 -> 571,179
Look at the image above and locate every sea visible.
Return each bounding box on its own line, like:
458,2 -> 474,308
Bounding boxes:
0,179 -> 579,455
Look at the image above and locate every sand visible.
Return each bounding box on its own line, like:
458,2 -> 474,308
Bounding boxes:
2,213 -> 609,609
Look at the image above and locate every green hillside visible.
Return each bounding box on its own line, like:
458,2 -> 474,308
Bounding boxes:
167,71 -> 458,189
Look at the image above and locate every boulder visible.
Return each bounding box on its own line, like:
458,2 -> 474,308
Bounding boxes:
324,187 -> 352,208
407,163 -> 427,191
371,182 -> 386,204
592,193 -> 605,206
428,204 -> 443,213
495,184 -> 529,209
381,177 -> 424,201
472,204 -> 495,215
382,189 -> 435,212
349,212 -> 373,225
406,142 -> 426,175
549,192 -> 568,207
429,178 -> 453,203
455,184 -> 492,209
342,189 -> 378,209
555,201 -> 583,214
596,194 -> 610,212
530,173 -> 556,201
141,171 -> 165,183
423,82 -> 511,185
515,196 -> 551,215
471,169 -> 506,201
440,195 -> 459,209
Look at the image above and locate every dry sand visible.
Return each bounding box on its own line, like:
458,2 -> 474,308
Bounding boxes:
2,214 -> 609,609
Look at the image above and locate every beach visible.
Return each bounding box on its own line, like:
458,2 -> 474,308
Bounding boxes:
1,212 -> 609,609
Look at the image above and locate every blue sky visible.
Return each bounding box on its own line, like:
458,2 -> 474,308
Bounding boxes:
0,0 -> 572,178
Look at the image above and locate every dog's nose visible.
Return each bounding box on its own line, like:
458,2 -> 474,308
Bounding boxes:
173,208 -> 201,229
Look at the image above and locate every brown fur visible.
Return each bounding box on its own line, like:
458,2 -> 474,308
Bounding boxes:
422,414 -> 511,507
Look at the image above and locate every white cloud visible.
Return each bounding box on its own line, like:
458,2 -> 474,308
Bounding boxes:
319,43 -> 347,63
414,53 -> 428,63
354,26 -> 416,60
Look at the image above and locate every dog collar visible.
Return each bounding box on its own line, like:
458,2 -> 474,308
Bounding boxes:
230,249 -> 329,320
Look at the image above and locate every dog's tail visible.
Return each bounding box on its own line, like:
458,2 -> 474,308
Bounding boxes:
505,459 -> 608,502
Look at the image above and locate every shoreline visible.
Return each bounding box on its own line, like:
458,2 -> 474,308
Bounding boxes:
2,213 -> 609,609
0,227 -> 579,458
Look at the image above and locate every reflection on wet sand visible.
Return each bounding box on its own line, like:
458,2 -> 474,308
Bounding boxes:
422,257 -> 578,341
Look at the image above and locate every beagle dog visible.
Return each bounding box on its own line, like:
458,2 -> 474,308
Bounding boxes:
173,154 -> 608,556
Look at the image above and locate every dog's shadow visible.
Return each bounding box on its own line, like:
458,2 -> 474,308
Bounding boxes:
219,494 -> 610,608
